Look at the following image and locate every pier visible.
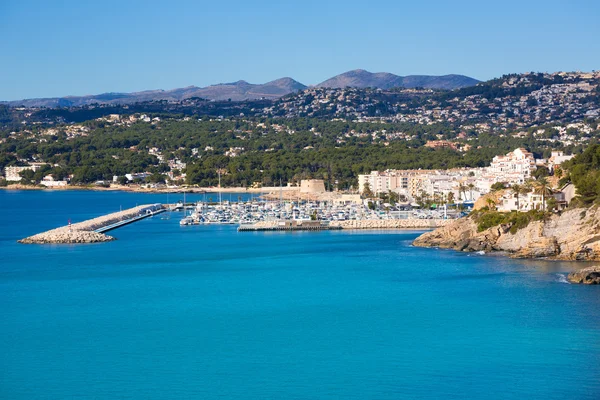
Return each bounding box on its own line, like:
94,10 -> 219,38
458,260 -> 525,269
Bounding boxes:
238,220 -> 342,232
19,204 -> 165,244
94,207 -> 165,233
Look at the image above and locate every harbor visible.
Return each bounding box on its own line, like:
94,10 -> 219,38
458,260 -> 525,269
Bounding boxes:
19,196 -> 454,244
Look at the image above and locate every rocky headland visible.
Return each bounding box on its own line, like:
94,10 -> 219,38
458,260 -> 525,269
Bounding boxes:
413,207 -> 600,261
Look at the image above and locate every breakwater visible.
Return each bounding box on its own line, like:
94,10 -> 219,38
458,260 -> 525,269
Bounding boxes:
19,204 -> 163,244
238,220 -> 342,232
329,219 -> 450,230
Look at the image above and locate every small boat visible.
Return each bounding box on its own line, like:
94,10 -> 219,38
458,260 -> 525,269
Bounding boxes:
180,216 -> 194,226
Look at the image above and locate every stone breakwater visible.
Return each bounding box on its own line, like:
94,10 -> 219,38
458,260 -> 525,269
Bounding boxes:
413,207 -> 600,261
19,205 -> 156,244
329,219 -> 450,229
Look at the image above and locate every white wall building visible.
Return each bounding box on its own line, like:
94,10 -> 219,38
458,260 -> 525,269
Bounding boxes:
487,148 -> 536,184
547,151 -> 574,171
358,170 -> 414,195
4,164 -> 44,181
40,175 -> 68,187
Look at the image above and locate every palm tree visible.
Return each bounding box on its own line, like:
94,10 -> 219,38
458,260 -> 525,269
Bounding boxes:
447,192 -> 455,205
534,178 -> 553,212
486,198 -> 496,210
468,183 -> 475,201
511,184 -> 527,211
458,184 -> 467,202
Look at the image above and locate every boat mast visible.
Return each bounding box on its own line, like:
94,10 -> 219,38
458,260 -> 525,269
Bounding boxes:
218,169 -> 222,207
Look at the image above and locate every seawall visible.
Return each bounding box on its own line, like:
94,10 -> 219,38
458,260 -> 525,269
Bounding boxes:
19,205 -> 160,244
329,219 -> 450,229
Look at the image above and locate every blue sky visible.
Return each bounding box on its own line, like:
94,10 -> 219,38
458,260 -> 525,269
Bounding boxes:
1,0 -> 598,100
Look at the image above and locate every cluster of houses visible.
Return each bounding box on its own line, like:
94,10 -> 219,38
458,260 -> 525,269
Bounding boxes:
0,147 -> 578,212
265,72 -> 600,135
3,164 -> 69,187
358,148 -> 575,210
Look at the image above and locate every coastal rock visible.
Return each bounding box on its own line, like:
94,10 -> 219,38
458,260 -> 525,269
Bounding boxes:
18,229 -> 115,244
413,207 -> 600,261
567,266 -> 600,284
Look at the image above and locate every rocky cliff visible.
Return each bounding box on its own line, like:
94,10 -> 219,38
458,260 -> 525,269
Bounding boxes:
413,207 -> 600,260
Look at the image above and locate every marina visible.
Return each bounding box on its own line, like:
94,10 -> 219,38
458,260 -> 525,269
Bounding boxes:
18,195 -> 455,244
177,196 -> 458,227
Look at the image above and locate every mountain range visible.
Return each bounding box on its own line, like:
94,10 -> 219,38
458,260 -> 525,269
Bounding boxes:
316,69 -> 479,90
4,70 -> 479,107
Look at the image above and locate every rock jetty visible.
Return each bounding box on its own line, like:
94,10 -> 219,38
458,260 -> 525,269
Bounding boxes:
567,266 -> 600,284
413,207 -> 600,260
19,205 -> 156,244
329,219 -> 449,229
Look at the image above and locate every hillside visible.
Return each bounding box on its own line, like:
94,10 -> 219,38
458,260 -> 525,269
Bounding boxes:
316,69 -> 479,89
1,71 -> 599,190
270,71 -> 600,126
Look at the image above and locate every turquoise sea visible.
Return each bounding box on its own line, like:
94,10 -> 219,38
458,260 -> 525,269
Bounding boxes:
1,190 -> 599,399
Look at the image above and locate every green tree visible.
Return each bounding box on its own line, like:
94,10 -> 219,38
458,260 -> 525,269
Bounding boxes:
511,184 -> 528,211
19,169 -> 35,184
534,177 -> 553,211
362,182 -> 374,198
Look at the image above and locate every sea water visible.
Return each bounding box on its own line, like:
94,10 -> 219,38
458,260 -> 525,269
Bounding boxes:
1,190 -> 599,399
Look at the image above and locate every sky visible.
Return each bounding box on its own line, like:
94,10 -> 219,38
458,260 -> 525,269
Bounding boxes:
1,0 -> 599,101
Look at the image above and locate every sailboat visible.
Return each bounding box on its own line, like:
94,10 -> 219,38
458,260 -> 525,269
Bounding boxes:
180,190 -> 193,225
161,192 -> 171,220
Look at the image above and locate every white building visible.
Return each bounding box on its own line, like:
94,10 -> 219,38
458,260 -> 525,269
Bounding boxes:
497,187 -> 571,212
3,164 -> 44,181
40,175 -> 68,187
125,172 -> 152,182
358,170 -> 413,195
547,151 -> 574,171
487,148 -> 536,184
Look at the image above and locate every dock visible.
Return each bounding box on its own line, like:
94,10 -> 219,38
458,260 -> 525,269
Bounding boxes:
238,220 -> 342,232
95,208 -> 165,233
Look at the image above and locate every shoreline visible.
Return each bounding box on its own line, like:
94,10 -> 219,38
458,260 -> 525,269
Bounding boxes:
0,184 -> 295,194
412,207 -> 600,262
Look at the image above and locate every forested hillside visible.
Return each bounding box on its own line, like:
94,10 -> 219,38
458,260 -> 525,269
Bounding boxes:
1,71 -> 599,188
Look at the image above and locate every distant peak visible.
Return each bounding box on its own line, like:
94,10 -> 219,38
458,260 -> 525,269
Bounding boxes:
215,80 -> 249,86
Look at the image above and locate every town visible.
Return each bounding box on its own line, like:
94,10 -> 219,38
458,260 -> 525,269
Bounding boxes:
1,71 -> 598,216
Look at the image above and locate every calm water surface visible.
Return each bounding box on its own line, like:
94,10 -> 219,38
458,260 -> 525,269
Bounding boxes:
1,190 -> 599,399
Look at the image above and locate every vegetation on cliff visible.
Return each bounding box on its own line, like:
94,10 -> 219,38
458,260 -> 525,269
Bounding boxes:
561,143 -> 600,206
472,209 -> 551,234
